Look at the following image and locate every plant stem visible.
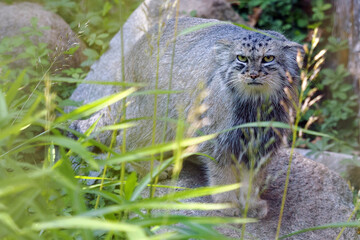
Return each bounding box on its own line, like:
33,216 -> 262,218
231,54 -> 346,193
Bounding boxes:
149,7 -> 164,199
275,116 -> 300,239
153,0 -> 180,197
275,57 -> 306,239
119,0 -> 127,200
336,191 -> 360,240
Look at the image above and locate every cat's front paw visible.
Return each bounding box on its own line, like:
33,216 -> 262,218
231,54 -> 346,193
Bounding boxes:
213,190 -> 268,219
246,199 -> 268,219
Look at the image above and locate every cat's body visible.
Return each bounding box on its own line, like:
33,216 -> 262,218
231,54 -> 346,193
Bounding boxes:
120,17 -> 302,218
74,17 -> 302,218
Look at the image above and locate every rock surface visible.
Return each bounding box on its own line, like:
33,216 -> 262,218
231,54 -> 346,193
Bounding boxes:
295,148 -> 360,189
0,2 -> 85,71
155,149 -> 358,240
177,0 -> 246,24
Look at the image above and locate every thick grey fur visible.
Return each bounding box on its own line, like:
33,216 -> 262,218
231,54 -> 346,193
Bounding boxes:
99,17 -> 301,218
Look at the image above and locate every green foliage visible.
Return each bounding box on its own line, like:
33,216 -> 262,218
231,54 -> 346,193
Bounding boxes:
236,0 -> 332,41
325,36 -> 348,53
0,73 -> 255,239
43,0 -> 141,62
0,17 -> 51,81
307,64 -> 359,152
236,0 -> 307,41
0,19 -> 51,163
299,36 -> 359,153
311,0 -> 332,22
0,16 -> 81,163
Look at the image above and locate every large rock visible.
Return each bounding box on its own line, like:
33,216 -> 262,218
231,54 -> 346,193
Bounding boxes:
0,2 -> 85,71
154,149 -> 358,240
178,0 -> 246,24
295,148 -> 360,189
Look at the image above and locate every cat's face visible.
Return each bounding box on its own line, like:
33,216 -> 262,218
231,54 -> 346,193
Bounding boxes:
214,31 -> 302,102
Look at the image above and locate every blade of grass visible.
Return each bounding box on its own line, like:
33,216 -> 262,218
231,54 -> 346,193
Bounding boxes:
233,23 -> 280,39
0,213 -> 22,234
30,217 -> 148,239
0,169 -> 52,197
105,134 -> 216,166
97,122 -> 136,132
131,157 -> 175,201
154,0 -> 181,201
55,87 -> 136,123
51,77 -> 145,87
37,136 -> 98,170
0,90 -> 9,124
336,195 -> 360,240
81,202 -> 234,217
155,183 -> 241,202
178,22 -> 231,37
5,69 -> 26,105
95,114 -> 119,209
279,221 -> 360,239
218,121 -> 336,141
0,110 -> 46,140
130,215 -> 256,227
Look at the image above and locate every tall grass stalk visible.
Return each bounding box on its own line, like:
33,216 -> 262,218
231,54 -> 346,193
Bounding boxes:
275,28 -> 324,239
336,191 -> 360,239
240,152 -> 256,239
153,0 -> 180,198
44,73 -> 56,168
148,6 -> 162,200
94,122 -> 118,209
119,0 -> 128,214
275,97 -> 301,240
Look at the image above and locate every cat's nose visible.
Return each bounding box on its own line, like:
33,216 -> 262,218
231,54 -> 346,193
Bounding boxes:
250,72 -> 259,79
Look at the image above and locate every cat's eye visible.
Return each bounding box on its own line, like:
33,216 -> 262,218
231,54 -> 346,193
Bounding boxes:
237,55 -> 248,62
263,55 -> 275,63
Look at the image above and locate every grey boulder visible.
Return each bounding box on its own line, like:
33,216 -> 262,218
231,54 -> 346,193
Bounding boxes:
0,2 -> 85,71
295,148 -> 360,189
154,149 -> 358,240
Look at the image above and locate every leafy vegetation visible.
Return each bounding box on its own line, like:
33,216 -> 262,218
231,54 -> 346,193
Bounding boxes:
301,64 -> 359,153
0,0 -> 359,239
235,0 -> 330,41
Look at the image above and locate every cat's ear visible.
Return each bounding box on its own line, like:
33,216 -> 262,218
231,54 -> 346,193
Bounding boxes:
283,41 -> 305,67
214,40 -> 233,65
282,41 -> 305,82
